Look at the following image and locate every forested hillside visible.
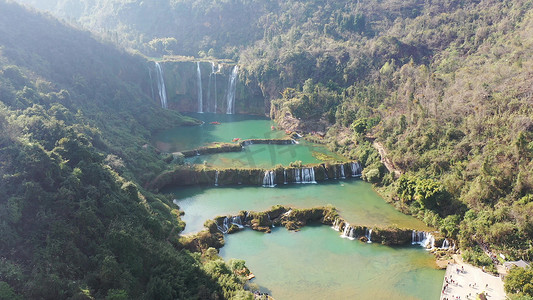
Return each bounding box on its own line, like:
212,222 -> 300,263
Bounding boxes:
6,0 -> 533,298
0,1 -> 251,299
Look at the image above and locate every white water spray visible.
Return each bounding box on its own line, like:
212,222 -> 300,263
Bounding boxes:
226,65 -> 238,114
196,62 -> 203,113
154,62 -> 168,109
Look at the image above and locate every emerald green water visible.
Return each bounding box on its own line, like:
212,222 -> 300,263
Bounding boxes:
170,180 -> 431,235
155,113 -> 284,151
220,226 -> 444,300
154,113 -> 343,168
163,113 -> 443,299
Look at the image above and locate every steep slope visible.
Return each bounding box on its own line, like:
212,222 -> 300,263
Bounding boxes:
0,1 -> 249,299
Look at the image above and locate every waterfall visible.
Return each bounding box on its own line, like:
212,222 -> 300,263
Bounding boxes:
284,169 -> 288,184
231,216 -> 244,228
340,164 -> 346,179
441,239 -> 450,249
351,162 -> 362,177
215,64 -> 221,112
302,167 -> 316,183
332,218 -> 341,231
341,223 -> 351,239
292,167 -> 316,184
214,170 -> 219,186
412,231 -> 435,249
226,65 -> 238,114
293,168 -> 301,183
217,216 -> 245,233
207,62 -> 217,113
154,62 -> 168,109
365,228 -> 372,243
426,233 -> 435,249
263,170 -> 276,187
341,223 -> 356,240
196,62 -> 203,113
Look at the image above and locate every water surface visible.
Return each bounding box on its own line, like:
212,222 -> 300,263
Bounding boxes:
220,226 -> 444,300
154,113 -> 343,168
170,180 -> 431,234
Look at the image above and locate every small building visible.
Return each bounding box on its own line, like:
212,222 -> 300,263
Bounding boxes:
504,260 -> 530,270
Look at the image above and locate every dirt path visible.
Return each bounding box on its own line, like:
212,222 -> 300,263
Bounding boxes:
371,140 -> 402,178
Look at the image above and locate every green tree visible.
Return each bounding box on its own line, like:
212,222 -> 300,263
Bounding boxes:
505,267 -> 533,297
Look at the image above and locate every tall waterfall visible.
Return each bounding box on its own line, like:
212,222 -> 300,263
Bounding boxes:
226,65 -> 238,114
196,62 -> 203,113
263,170 -> 276,187
154,62 -> 168,109
340,164 -> 346,179
214,170 -> 219,186
351,162 -> 362,177
207,62 -> 217,113
284,169 -> 288,184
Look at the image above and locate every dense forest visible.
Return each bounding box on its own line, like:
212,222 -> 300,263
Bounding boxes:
3,0 -> 533,299
0,1 -> 252,299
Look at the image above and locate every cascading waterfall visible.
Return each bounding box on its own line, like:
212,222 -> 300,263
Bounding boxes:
231,216 -> 243,227
341,223 -> 356,240
207,62 -> 217,113
196,62 -> 203,113
263,170 -> 276,187
351,162 -> 362,177
332,218 -> 341,231
302,167 -> 316,183
365,228 -> 373,243
217,216 -> 245,233
294,168 -> 301,183
215,64 -> 221,112
411,231 -> 435,249
215,170 -> 219,186
154,62 -> 168,109
292,167 -> 316,184
226,65 -> 238,114
340,164 -> 346,179
441,239 -> 450,249
341,222 -> 350,238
